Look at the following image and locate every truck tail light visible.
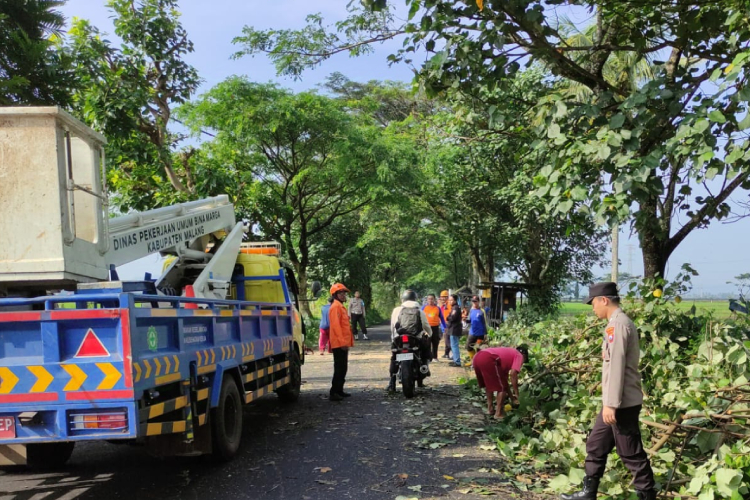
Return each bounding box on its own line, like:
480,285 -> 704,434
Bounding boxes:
70,410 -> 127,431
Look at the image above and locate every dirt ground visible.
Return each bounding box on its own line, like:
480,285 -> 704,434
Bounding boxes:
0,323 -> 550,500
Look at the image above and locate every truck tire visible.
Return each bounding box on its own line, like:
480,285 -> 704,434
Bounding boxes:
211,376 -> 243,461
276,350 -> 302,403
26,441 -> 75,469
400,360 -> 415,399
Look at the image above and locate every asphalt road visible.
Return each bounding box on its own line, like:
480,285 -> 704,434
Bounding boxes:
0,324 -> 540,500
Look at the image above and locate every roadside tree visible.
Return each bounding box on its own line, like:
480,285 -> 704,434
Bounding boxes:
67,0 -> 201,210
234,0 -> 750,280
178,78 -> 408,315
0,0 -> 74,105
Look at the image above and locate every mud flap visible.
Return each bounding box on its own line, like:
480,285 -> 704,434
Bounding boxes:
0,444 -> 27,465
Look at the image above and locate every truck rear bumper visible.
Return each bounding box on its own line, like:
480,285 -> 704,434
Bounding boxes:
0,401 -> 138,445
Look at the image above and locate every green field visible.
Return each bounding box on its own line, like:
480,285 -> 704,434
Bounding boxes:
560,299 -> 735,319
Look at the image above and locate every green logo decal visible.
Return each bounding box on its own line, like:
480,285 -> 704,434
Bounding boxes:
147,326 -> 158,351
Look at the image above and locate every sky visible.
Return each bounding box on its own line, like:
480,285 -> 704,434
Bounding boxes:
58,1 -> 750,296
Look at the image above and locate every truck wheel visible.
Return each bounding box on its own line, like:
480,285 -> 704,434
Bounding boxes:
26,441 -> 75,469
211,376 -> 243,461
400,360 -> 415,398
277,350 -> 302,403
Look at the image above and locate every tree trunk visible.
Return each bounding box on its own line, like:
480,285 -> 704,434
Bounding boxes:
297,229 -> 313,318
282,229 -> 313,318
637,196 -> 670,280
640,237 -> 668,280
296,269 -> 313,318
469,246 -> 494,289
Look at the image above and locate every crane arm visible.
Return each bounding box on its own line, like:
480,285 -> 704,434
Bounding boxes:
105,196 -> 236,267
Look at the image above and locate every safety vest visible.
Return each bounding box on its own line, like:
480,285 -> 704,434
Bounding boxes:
423,305 -> 442,327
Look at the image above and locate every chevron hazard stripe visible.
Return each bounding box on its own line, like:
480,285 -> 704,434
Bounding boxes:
62,364 -> 87,391
96,363 -> 122,390
27,366 -> 53,393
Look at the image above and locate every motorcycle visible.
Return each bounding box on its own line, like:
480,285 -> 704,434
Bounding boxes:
391,331 -> 430,398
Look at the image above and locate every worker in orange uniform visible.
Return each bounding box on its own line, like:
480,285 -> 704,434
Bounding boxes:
422,294 -> 446,361
329,283 -> 354,401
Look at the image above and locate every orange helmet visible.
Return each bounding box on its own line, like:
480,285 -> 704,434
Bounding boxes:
330,283 -> 350,296
440,290 -> 449,297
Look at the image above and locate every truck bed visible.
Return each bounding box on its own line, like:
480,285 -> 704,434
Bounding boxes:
0,291 -> 295,453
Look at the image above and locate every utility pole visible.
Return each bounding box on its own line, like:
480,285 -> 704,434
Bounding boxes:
611,224 -> 619,283
627,244 -> 635,276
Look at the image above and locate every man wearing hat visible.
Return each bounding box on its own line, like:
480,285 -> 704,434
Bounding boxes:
560,282 -> 656,500
329,283 -> 354,402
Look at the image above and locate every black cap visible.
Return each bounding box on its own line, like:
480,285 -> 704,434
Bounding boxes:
585,282 -> 619,304
517,344 -> 529,363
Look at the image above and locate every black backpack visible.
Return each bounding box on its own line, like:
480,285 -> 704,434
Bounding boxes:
397,307 -> 423,336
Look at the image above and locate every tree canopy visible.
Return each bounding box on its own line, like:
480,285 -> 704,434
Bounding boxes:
234,0 -> 750,281
0,0 -> 74,105
178,77 -> 412,314
67,0 -> 201,210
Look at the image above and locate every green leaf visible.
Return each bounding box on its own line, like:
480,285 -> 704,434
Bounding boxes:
408,0 -> 420,20
708,110 -> 727,123
715,468 -> 742,497
696,431 -> 721,454
738,113 -> 750,130
689,473 -> 710,494
558,200 -> 574,213
548,474 -> 571,492
609,114 -> 625,129
694,119 -> 710,133
547,123 -> 561,139
698,489 -> 716,500
597,143 -> 611,160
568,468 -> 585,484
571,186 -> 588,200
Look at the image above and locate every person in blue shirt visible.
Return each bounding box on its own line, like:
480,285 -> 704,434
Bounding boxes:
318,296 -> 334,355
466,295 -> 488,366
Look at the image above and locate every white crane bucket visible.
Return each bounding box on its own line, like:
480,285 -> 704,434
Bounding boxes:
0,107 -> 109,293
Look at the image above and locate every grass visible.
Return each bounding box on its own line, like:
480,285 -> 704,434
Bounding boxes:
560,299 -> 735,319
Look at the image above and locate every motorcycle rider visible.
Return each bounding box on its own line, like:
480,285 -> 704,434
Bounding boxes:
387,290 -> 432,392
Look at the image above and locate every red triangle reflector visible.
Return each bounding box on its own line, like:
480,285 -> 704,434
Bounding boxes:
75,328 -> 110,357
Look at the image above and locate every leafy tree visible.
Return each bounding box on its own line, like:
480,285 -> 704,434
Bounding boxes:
235,0 -> 750,281
179,78 -> 405,315
729,272 -> 750,300
415,70 -> 607,311
0,0 -> 74,105
307,214 -> 376,309
67,0 -> 201,210
497,173 -> 607,311
321,72 -> 434,127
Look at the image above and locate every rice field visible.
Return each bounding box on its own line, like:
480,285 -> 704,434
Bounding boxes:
559,299 -> 736,319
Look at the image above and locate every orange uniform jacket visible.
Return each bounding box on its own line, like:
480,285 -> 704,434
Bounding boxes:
329,299 -> 354,349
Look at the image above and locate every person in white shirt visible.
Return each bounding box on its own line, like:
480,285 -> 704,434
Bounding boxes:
387,290 -> 432,391
348,291 -> 368,340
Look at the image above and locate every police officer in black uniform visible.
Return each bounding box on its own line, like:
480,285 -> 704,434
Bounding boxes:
560,282 -> 657,500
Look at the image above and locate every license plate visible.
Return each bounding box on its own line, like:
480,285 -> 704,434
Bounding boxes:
396,353 -> 413,361
0,416 -> 16,439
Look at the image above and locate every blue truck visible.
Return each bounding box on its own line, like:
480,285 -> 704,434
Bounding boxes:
0,261 -> 305,467
0,108 -> 307,466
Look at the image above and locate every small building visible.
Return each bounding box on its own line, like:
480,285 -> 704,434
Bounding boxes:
478,282 -> 533,326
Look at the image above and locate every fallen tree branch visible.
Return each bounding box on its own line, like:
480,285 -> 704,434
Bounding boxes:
647,416 -> 683,455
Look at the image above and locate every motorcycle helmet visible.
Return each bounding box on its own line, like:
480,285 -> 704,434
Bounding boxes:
401,289 -> 417,302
